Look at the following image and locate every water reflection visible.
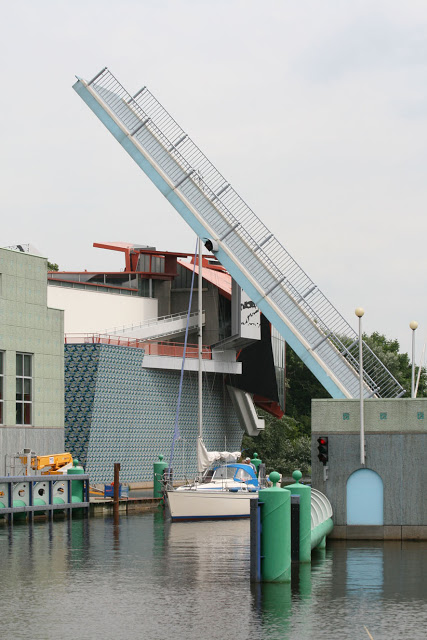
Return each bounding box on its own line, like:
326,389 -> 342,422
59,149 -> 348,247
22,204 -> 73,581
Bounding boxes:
68,518 -> 90,569
260,582 -> 292,637
346,546 -> 384,595
0,514 -> 426,640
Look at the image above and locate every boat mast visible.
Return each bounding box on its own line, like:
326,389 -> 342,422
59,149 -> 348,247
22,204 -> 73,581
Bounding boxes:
197,237 -> 203,475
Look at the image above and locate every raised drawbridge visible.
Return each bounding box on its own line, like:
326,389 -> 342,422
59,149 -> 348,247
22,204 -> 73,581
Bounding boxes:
73,68 -> 404,400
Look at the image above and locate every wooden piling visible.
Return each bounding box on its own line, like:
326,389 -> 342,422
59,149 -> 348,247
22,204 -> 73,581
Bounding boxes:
113,463 -> 121,523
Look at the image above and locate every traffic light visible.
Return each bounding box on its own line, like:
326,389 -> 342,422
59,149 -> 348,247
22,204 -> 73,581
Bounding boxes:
317,437 -> 329,465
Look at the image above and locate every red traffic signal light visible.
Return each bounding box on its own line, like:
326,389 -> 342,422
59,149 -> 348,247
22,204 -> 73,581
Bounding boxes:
317,437 -> 329,465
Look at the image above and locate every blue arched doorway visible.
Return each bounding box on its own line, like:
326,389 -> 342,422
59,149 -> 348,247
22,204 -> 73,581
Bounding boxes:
347,469 -> 384,525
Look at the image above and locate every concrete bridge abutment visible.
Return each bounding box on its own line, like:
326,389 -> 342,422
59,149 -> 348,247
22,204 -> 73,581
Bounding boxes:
311,398 -> 427,540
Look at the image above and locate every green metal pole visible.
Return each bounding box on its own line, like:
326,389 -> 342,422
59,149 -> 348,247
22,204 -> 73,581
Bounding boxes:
153,455 -> 168,498
286,470 -> 311,563
251,452 -> 262,476
259,471 -> 291,582
67,458 -> 84,502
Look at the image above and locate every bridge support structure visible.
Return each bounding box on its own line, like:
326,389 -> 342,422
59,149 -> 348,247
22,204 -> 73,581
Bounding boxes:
250,470 -> 333,582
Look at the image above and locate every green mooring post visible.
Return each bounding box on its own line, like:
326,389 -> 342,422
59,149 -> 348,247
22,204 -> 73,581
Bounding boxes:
153,455 -> 168,498
259,471 -> 291,582
286,470 -> 311,563
251,452 -> 262,476
67,458 -> 84,502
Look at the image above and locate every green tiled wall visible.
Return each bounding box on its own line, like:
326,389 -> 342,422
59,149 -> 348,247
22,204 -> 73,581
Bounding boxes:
65,343 -> 244,483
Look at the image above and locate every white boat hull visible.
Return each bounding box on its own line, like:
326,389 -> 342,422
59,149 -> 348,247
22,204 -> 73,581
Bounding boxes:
167,489 -> 257,521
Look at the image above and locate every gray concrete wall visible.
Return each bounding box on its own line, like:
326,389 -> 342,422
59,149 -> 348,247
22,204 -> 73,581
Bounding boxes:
0,427 -> 64,475
312,398 -> 427,434
155,280 -> 171,318
171,281 -> 220,345
311,398 -> 427,533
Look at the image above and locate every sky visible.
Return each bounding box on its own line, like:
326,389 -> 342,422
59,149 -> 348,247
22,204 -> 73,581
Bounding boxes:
2,0 -> 427,361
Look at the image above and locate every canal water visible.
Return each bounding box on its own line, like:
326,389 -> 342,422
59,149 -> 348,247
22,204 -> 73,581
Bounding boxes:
1,512 -> 426,640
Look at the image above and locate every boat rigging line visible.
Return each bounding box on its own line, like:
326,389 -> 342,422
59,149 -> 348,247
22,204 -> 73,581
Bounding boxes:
169,238 -> 199,471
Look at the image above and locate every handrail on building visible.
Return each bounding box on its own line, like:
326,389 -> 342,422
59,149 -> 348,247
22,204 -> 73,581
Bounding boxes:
104,310 -> 204,335
64,335 -> 212,359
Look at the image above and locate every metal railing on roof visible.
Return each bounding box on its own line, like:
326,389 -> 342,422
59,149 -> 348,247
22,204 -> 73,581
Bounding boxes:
64,334 -> 212,359
77,68 -> 405,399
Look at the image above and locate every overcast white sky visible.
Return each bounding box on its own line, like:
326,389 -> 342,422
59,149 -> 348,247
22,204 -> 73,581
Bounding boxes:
2,0 -> 427,360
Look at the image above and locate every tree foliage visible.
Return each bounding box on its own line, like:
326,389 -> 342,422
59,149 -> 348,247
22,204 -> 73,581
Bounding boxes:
284,344 -> 330,434
48,261 -> 59,271
363,332 -> 427,397
242,410 -> 311,477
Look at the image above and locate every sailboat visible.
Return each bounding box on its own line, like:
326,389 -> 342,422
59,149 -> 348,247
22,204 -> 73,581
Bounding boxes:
166,441 -> 260,521
166,239 -> 260,521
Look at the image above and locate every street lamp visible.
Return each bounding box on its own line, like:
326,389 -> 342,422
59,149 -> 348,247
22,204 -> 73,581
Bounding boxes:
410,321 -> 418,398
355,307 -> 365,465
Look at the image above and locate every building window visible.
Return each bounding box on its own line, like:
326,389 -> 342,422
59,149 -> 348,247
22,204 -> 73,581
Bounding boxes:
0,351 -> 3,424
16,353 -> 32,425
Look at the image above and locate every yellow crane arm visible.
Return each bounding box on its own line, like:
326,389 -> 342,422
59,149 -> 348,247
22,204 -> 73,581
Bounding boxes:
19,452 -> 73,474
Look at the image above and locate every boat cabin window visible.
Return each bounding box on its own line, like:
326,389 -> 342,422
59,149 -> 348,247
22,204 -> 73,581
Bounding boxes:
212,467 -> 235,480
202,469 -> 215,482
234,468 -> 252,482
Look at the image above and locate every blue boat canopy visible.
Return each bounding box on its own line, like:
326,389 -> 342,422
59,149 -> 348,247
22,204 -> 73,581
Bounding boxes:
211,463 -> 258,487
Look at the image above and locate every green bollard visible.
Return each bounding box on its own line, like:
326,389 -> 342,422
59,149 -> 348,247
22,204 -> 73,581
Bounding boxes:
251,452 -> 262,476
153,455 -> 168,498
259,471 -> 291,582
67,458 -> 84,503
286,470 -> 311,563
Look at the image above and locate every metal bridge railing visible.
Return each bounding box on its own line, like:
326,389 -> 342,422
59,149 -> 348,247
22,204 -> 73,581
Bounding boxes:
83,68 -> 404,398
311,488 -> 333,530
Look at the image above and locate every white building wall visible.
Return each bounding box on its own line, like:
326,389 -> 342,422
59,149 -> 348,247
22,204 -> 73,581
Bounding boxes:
47,287 -> 158,334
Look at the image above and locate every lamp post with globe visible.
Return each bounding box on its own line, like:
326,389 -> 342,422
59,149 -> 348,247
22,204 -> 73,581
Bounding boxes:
355,307 -> 365,465
410,321 -> 418,398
